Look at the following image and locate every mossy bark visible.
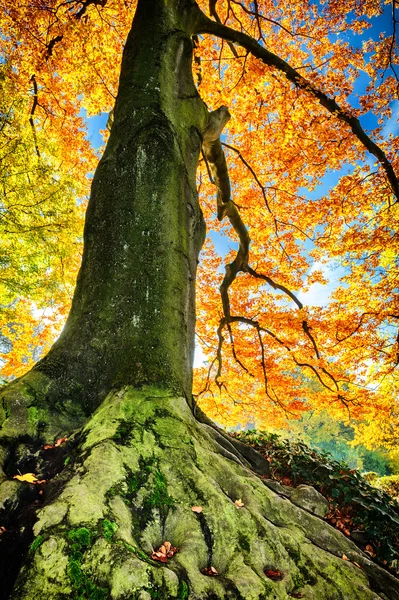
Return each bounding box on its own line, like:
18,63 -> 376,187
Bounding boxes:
10,386 -> 399,600
1,1 -> 399,599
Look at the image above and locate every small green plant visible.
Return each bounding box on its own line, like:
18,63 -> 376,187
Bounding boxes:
64,456 -> 71,467
102,519 -> 118,542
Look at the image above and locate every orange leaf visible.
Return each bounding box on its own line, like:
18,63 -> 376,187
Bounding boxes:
151,541 -> 178,562
342,555 -> 349,561
264,569 -> 284,581
151,551 -> 168,563
55,437 -> 68,447
234,499 -> 244,508
192,506 -> 203,513
202,566 -> 219,576
44,436 -> 68,450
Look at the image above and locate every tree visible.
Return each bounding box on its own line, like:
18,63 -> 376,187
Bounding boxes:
0,0 -> 399,598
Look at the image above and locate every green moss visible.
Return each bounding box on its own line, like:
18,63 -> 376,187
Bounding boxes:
68,558 -> 86,589
27,405 -> 47,431
68,527 -> 92,548
125,457 -> 156,499
145,469 -> 175,510
286,546 -> 301,563
102,519 -> 118,542
112,420 -> 133,443
122,541 -> 158,566
177,580 -> 189,599
130,467 -> 176,535
291,571 -> 305,590
67,527 -> 109,599
154,408 -> 172,419
238,532 -> 251,553
29,534 -> 44,554
297,563 -> 317,587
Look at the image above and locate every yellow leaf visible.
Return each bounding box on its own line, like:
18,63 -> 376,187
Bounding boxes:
13,473 -> 39,484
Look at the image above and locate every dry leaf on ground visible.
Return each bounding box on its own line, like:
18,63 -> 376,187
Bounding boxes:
264,569 -> 284,581
151,541 -> 178,562
202,566 -> 219,576
13,473 -> 45,484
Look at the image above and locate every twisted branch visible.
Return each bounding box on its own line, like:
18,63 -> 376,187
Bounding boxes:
201,106 -> 342,403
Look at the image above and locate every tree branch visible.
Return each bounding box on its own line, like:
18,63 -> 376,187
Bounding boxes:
29,75 -> 41,158
196,14 -> 399,202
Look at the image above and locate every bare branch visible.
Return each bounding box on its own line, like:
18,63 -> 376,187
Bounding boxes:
29,75 -> 41,158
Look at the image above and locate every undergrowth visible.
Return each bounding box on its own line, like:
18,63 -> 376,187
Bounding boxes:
234,430 -> 399,573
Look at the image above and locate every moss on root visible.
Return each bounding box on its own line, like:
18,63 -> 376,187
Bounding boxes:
7,386 -> 399,600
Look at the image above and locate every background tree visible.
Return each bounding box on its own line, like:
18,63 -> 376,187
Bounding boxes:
0,0 -> 399,598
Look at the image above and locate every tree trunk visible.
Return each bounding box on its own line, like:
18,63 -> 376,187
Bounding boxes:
0,1 -> 399,598
0,0 -> 207,442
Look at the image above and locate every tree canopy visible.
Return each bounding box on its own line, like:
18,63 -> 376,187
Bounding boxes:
1,0 -> 398,447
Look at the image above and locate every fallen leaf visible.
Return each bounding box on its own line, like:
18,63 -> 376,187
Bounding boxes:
234,499 -> 244,508
151,541 -> 178,562
342,555 -> 349,561
264,569 -> 284,581
202,566 -> 219,576
44,436 -> 67,450
55,436 -> 68,447
192,506 -> 203,513
353,562 -> 362,569
365,544 -> 375,557
14,473 -> 39,484
151,551 -> 168,563
0,526 -> 6,534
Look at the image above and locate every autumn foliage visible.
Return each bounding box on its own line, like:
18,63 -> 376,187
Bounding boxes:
1,0 -> 398,447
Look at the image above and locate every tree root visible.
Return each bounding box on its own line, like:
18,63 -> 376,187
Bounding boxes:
1,386 -> 397,599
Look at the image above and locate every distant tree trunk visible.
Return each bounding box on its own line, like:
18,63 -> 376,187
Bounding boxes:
1,2 -> 399,599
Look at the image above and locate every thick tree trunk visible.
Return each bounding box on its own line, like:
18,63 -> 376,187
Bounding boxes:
0,1 -> 399,598
0,0 -> 207,442
34,0 -> 207,409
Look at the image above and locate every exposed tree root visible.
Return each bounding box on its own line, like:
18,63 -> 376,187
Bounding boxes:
1,386 -> 398,599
